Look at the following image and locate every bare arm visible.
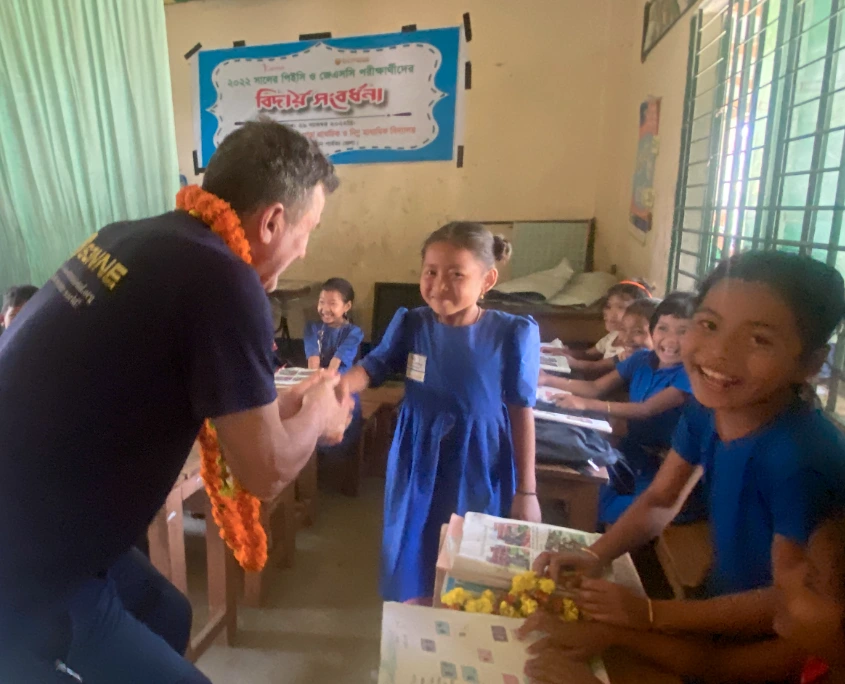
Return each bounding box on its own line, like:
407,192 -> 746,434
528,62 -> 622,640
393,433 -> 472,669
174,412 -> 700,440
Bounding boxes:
327,357 -> 342,372
341,365 -> 372,395
567,357 -> 617,374
307,356 -> 321,370
520,617 -> 804,683
557,387 -> 687,420
214,377 -> 350,501
509,405 -> 537,494
590,451 -> 701,562
562,370 -> 626,399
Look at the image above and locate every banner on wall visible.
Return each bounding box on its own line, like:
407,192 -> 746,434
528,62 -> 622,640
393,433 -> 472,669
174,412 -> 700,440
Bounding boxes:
192,27 -> 463,167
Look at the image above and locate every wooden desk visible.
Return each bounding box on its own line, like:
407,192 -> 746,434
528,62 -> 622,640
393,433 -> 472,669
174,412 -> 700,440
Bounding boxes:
483,300 -> 606,345
536,462 -> 609,532
147,446 -> 237,662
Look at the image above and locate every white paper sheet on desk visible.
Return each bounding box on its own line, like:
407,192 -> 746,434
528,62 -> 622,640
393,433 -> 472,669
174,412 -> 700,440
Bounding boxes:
533,408 -> 612,434
541,338 -> 565,349
378,602 -> 608,684
536,386 -> 570,404
539,353 -> 570,374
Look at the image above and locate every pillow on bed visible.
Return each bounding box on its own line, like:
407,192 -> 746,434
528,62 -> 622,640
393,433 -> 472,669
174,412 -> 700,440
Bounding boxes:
547,271 -> 618,307
494,258 -> 575,301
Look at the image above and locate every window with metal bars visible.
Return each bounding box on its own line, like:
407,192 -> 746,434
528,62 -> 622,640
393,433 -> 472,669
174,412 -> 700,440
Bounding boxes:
668,0 -> 845,420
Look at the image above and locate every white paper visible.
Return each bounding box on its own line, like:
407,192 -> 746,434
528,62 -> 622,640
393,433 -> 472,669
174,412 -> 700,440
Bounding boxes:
273,367 -> 318,388
539,354 -> 571,374
541,339 -> 565,349
532,409 -> 612,434
378,602 -> 608,684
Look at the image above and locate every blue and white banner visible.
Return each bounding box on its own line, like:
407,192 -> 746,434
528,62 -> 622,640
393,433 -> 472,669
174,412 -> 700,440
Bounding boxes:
193,27 -> 463,166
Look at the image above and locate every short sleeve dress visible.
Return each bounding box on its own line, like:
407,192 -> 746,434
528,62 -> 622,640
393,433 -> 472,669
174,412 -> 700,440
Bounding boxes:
360,307 -> 540,602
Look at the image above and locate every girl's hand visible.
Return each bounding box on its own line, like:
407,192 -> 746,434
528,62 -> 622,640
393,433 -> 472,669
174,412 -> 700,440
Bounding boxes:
616,349 -> 630,362
533,550 -> 604,581
554,394 -> 590,411
524,644 -> 603,684
576,578 -> 652,629
510,493 -> 542,523
538,369 -> 552,386
518,613 -> 615,661
540,347 -> 568,356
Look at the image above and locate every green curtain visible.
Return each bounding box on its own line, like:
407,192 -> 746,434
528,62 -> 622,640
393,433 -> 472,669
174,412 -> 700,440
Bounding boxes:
0,0 -> 179,288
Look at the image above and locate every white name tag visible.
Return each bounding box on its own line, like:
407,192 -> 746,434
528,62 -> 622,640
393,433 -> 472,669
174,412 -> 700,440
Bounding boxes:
406,353 -> 427,383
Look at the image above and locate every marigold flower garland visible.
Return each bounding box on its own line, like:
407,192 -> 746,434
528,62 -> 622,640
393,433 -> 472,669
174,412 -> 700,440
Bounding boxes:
441,571 -> 580,621
177,185 -> 268,573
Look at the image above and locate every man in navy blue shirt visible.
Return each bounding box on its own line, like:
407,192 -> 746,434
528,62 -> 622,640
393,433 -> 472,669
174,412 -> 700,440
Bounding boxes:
0,121 -> 350,682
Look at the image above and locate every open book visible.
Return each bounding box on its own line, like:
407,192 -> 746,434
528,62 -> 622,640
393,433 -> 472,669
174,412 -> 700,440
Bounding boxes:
378,602 -> 609,684
438,513 -> 603,590
273,367 -> 318,388
539,353 -> 571,374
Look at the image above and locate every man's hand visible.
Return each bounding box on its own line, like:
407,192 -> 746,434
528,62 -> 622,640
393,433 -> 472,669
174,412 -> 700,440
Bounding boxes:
302,374 -> 353,445
278,370 -> 335,420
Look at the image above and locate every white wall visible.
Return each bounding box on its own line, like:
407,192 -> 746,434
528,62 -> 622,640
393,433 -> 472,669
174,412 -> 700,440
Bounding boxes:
164,0 -> 613,334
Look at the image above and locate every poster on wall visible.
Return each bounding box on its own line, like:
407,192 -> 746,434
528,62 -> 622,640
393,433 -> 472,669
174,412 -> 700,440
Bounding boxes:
192,27 -> 463,167
641,0 -> 697,61
630,97 -> 661,233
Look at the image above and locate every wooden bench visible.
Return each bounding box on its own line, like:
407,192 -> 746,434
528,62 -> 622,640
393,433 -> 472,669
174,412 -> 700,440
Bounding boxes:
655,521 -> 713,599
147,447 -> 237,662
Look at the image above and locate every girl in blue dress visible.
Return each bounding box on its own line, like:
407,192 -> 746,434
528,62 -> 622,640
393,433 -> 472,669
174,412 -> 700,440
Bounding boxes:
542,294 -> 703,525
341,222 -> 541,602
534,251 -> 845,639
304,278 -> 364,463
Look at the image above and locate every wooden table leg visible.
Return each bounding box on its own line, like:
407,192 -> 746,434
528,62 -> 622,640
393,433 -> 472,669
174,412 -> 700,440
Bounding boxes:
188,496 -> 238,659
147,488 -> 188,594
295,451 -> 318,527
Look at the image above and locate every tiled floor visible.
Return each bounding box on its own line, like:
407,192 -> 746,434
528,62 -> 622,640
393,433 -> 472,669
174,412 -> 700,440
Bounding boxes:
186,479 -> 385,684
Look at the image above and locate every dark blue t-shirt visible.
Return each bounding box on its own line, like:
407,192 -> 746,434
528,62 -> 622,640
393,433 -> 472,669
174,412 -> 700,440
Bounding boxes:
303,321 -> 363,373
673,399 -> 845,595
615,350 -> 692,451
0,211 -> 277,619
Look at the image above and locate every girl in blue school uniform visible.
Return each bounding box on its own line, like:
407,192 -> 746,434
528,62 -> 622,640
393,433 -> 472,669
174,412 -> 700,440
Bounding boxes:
533,251 -> 845,638
541,294 -> 703,525
340,222 -> 541,602
304,278 -> 364,461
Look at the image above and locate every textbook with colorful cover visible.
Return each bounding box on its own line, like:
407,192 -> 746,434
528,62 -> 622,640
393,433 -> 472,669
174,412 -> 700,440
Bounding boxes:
436,513 -> 604,592
378,601 -> 610,684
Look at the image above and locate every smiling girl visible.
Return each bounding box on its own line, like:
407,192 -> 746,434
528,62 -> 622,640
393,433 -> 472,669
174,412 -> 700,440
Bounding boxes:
541,294 -> 699,524
340,222 -> 541,602
534,251 -> 845,638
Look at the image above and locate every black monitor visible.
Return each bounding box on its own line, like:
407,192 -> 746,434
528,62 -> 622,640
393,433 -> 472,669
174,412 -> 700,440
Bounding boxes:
371,282 -> 426,346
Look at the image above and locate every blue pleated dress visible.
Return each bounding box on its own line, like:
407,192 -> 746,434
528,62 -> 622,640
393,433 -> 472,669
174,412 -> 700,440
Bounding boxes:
360,307 -> 540,602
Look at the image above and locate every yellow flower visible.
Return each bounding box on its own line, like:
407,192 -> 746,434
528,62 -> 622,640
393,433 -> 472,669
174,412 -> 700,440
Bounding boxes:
510,571 -> 538,594
442,587 -> 470,608
499,601 -> 519,618
561,597 -> 580,622
477,596 -> 495,614
482,589 -> 496,603
520,597 -> 539,616
465,598 -> 481,613
538,578 -> 556,595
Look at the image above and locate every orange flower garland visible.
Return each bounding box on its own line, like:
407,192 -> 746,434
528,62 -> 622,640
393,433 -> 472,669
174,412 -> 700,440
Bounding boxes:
176,185 -> 268,573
